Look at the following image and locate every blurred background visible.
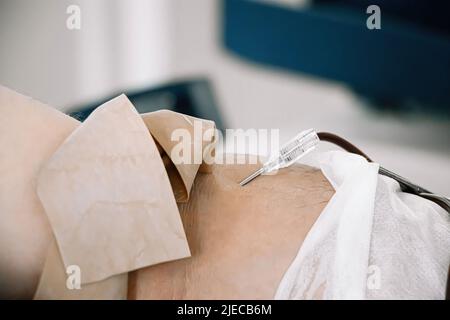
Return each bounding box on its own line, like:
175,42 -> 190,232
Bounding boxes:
0,0 -> 449,193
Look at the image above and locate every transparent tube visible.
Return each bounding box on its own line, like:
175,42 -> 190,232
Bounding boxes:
262,128 -> 319,174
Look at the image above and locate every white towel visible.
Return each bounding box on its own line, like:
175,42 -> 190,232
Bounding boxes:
275,151 -> 450,300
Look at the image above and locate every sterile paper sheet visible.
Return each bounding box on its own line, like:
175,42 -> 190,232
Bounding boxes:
0,86 -> 79,298
36,95 -> 191,284
34,240 -> 128,299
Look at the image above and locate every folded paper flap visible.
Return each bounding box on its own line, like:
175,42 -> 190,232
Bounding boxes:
141,110 -> 216,202
36,95 -> 190,284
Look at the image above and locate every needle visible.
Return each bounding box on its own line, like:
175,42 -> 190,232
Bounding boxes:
239,129 -> 319,186
239,167 -> 265,186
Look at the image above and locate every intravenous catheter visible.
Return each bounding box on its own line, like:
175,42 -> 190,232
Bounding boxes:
239,129 -> 319,186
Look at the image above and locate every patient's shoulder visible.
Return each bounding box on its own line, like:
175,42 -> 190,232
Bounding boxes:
129,162 -> 334,300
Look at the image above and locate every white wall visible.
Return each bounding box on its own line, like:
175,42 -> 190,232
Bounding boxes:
168,0 -> 450,194
0,0 -> 174,109
0,0 -> 448,194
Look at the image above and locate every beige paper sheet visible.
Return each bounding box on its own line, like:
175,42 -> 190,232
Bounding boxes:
34,240 -> 128,300
0,86 -> 78,298
36,95 -> 191,285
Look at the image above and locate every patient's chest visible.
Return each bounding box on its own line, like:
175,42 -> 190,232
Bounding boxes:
128,163 -> 333,299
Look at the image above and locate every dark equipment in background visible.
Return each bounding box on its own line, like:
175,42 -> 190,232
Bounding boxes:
223,0 -> 450,115
69,78 -> 225,130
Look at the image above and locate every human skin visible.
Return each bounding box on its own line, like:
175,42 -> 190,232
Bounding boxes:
128,161 -> 334,299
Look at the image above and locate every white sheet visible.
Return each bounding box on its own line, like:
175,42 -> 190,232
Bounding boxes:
275,151 -> 450,300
